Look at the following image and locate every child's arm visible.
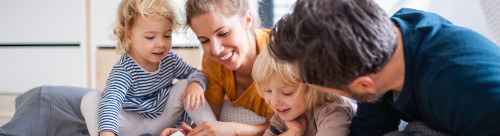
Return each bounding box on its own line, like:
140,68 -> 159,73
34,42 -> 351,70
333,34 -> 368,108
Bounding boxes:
169,52 -> 208,110
97,67 -> 132,136
180,81 -> 205,110
263,114 -> 286,136
170,51 -> 206,87
281,114 -> 307,136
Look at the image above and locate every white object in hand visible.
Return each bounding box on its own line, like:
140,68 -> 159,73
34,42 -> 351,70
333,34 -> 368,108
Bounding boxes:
170,131 -> 185,136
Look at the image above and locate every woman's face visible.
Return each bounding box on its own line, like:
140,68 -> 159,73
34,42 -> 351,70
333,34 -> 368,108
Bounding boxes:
190,10 -> 253,70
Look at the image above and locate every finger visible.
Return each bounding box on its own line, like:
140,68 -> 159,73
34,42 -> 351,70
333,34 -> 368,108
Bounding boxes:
160,129 -> 170,136
181,122 -> 193,134
200,95 -> 205,108
185,94 -> 191,109
180,91 -> 187,101
190,95 -> 195,111
194,95 -> 200,110
186,123 -> 206,136
161,128 -> 182,136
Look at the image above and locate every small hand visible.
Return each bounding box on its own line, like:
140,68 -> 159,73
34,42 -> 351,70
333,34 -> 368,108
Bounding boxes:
160,122 -> 193,136
283,114 -> 307,136
180,82 -> 205,111
99,131 -> 116,136
186,121 -> 236,136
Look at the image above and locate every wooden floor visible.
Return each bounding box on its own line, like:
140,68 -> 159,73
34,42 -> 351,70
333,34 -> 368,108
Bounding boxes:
0,94 -> 17,126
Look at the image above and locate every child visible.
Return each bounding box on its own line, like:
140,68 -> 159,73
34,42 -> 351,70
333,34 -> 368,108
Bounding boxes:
80,0 -> 216,135
252,47 -> 357,136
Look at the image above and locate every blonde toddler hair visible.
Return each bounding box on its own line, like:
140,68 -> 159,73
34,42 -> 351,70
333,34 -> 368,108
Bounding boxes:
112,0 -> 181,55
252,47 -> 339,110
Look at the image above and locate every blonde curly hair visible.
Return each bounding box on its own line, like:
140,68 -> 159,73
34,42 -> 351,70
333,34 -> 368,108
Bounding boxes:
112,0 -> 181,54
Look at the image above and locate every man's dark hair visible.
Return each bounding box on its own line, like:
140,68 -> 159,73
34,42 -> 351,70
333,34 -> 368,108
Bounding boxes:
268,0 -> 398,89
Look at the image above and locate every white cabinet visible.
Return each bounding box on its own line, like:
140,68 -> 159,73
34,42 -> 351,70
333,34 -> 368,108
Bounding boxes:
0,47 -> 85,93
0,0 -> 87,93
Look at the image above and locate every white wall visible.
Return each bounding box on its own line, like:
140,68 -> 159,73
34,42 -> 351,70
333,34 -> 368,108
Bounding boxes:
376,0 -> 491,40
273,0 -> 493,42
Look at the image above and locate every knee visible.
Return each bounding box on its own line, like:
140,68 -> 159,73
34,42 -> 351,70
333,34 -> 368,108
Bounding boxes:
81,91 -> 103,107
83,91 -> 103,100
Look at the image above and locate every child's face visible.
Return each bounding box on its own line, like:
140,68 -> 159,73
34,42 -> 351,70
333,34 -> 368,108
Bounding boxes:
126,15 -> 172,68
263,74 -> 307,121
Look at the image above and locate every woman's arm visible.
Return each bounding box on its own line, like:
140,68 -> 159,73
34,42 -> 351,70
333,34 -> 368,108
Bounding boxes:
187,121 -> 270,136
187,113 -> 273,136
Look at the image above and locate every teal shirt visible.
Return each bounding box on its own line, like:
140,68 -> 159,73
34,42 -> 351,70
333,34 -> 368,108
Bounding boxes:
350,8 -> 500,136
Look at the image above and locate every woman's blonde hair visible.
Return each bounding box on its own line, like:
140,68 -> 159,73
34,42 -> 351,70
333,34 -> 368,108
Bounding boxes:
184,0 -> 261,30
112,0 -> 180,55
252,47 -> 339,110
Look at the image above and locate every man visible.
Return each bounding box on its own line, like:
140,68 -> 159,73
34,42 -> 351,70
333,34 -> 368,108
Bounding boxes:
267,0 -> 500,135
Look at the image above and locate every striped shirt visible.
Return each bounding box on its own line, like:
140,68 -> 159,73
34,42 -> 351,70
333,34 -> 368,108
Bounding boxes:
98,51 -> 207,135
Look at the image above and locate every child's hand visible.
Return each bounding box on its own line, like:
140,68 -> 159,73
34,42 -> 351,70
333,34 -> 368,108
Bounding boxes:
180,82 -> 205,111
99,131 -> 116,136
160,122 -> 192,136
283,114 -> 307,136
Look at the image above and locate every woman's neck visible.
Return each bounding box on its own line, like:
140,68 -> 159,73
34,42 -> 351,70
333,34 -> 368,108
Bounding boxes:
234,32 -> 258,77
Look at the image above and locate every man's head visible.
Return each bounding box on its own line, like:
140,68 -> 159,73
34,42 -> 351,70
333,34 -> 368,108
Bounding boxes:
268,0 -> 397,101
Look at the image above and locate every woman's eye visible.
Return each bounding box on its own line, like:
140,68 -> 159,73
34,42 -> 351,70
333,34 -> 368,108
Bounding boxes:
145,36 -> 154,40
164,35 -> 171,39
218,30 -> 229,37
200,39 -> 209,44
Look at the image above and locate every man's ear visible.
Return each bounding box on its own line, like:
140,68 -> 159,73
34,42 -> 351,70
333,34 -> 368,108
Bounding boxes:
348,76 -> 376,94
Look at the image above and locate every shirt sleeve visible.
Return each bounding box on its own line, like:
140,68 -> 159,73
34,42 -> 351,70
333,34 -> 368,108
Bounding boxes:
170,51 -> 207,91
98,66 -> 132,135
263,114 -> 287,136
201,56 -> 225,104
315,98 -> 356,136
349,94 -> 400,136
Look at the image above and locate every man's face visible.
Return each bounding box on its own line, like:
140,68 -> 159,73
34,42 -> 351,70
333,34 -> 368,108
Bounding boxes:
291,63 -> 384,103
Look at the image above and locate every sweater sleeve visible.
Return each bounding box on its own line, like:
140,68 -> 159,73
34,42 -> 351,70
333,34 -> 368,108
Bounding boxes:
263,114 -> 287,136
97,66 -> 132,135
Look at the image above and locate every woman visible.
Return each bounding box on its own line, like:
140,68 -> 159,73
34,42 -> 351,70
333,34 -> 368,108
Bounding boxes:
162,0 -> 274,135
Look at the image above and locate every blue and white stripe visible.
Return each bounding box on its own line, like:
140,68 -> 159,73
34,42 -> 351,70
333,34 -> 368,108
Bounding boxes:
97,51 -> 207,134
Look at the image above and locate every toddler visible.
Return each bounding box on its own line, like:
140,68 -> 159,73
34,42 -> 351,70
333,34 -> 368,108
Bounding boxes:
252,47 -> 357,136
81,0 -> 216,135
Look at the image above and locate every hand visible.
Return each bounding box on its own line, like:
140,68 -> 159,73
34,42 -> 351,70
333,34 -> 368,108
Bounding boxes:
99,131 -> 116,136
180,82 -> 205,111
283,114 -> 307,136
186,121 -> 237,136
160,122 -> 193,136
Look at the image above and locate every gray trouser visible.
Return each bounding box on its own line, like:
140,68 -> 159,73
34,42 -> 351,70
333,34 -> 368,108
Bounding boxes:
81,80 -> 216,136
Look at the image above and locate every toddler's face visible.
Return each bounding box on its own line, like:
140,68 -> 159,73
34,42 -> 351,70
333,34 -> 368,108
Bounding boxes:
126,15 -> 173,69
263,74 -> 307,121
